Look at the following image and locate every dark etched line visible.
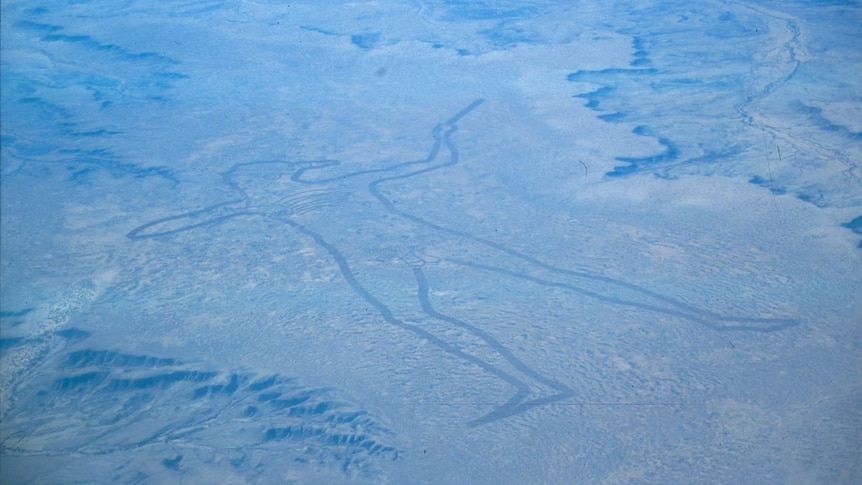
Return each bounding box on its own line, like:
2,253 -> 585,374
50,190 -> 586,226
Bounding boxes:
445,98 -> 486,125
291,126 -> 446,184
122,99 -> 800,429
290,99 -> 484,185
447,258 -> 797,333
366,119 -> 796,329
367,129 -> 704,316
277,216 -> 532,419
413,266 -> 573,394
467,391 -> 574,427
126,201 -> 250,239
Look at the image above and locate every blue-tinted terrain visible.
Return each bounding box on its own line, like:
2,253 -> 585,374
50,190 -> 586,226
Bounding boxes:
2,0 -> 860,483
3,330 -> 397,481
